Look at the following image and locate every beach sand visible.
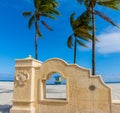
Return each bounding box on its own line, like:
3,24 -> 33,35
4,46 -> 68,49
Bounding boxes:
0,82 -> 120,112
0,82 -> 13,112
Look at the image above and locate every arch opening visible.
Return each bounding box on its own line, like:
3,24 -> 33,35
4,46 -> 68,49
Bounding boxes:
42,72 -> 67,100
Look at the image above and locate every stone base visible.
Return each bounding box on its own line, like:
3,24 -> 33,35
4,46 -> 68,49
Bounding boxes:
10,107 -> 35,113
112,101 -> 120,113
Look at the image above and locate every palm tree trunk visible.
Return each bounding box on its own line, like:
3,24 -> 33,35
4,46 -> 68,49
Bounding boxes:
74,37 -> 77,64
35,21 -> 38,60
91,3 -> 96,75
35,32 -> 38,60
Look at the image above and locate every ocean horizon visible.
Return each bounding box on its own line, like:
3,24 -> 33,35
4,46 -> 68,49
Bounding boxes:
0,80 -> 120,84
0,79 -> 120,85
0,73 -> 120,84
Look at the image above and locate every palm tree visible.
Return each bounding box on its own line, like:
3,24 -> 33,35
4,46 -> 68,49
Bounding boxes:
67,11 -> 92,64
23,0 -> 60,59
77,0 -> 120,75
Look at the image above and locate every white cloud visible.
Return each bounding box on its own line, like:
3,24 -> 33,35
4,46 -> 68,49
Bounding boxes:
97,28 -> 120,54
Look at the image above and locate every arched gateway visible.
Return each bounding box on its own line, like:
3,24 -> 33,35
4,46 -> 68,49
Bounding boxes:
10,56 -> 120,113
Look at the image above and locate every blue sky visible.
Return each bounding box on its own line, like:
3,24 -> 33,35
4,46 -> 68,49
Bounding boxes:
0,0 -> 120,82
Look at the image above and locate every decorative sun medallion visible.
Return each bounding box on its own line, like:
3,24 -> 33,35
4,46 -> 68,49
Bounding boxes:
89,85 -> 96,91
15,70 -> 29,86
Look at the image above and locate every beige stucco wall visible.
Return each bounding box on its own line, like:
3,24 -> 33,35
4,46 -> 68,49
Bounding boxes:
10,56 -> 42,113
37,58 -> 112,113
10,56 -> 120,113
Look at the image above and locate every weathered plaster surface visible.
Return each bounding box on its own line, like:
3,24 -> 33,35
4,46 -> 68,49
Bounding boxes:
10,56 -> 120,113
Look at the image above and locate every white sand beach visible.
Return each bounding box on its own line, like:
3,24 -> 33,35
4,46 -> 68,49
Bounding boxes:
0,82 -> 120,112
0,82 -> 13,112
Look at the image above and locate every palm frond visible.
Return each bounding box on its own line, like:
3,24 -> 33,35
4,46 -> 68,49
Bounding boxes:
52,1 -> 59,7
28,15 -> 35,29
24,0 -> 59,37
80,25 -> 92,31
79,11 -> 92,24
37,30 -> 42,38
34,0 -> 41,8
75,28 -> 92,38
76,32 -> 92,41
36,22 -> 42,38
72,10 -> 92,29
70,13 -> 75,28
75,28 -> 98,42
38,4 -> 52,12
49,9 -> 60,16
84,0 -> 91,7
98,0 -> 120,10
94,10 -> 119,28
76,39 -> 88,48
23,12 -> 32,17
41,20 -> 53,31
41,13 -> 56,20
67,35 -> 73,48
77,35 -> 90,42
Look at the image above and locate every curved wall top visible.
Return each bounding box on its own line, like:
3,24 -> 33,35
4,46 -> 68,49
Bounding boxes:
39,58 -> 91,80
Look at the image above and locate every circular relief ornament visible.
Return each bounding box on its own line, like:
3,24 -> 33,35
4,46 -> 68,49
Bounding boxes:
89,85 -> 96,91
15,70 -> 29,86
